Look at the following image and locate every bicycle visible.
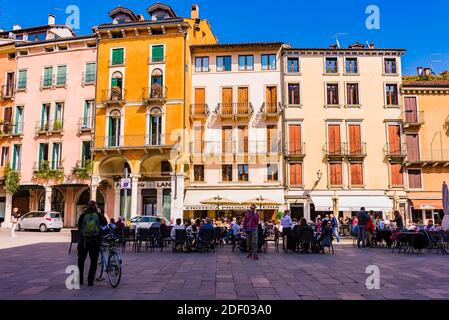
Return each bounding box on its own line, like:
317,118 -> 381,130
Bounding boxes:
97,234 -> 122,288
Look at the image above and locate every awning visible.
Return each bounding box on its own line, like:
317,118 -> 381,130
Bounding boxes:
411,199 -> 443,210
339,195 -> 393,212
310,196 -> 333,212
184,189 -> 285,211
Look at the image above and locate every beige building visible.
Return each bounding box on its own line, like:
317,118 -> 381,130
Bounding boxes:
282,43 -> 407,221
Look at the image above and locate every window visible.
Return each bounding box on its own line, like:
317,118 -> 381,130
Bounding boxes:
111,48 -> 124,65
17,70 -> 27,90
406,134 -> 420,162
3,107 -> 12,134
327,124 -> 342,155
238,164 -> 249,182
384,58 -> 397,74
83,100 -> 94,128
390,164 -> 404,187
195,57 -> 209,72
149,108 -> 162,146
5,72 -> 14,96
222,165 -> 233,182
238,55 -> 254,71
12,145 -> 21,171
408,170 -> 422,189
81,141 -> 92,165
110,71 -> 123,100
84,63 -> 96,84
267,125 -> 278,153
1,147 -> 9,167
222,126 -> 234,155
40,104 -> 51,130
325,57 -> 338,73
151,45 -> 164,63
326,83 -> 339,105
216,56 -> 232,72
288,124 -> 302,155
346,83 -> 359,106
290,163 -> 303,186
262,54 -> 276,70
350,163 -> 364,187
108,109 -> 121,147
43,67 -> 53,87
54,102 -> 64,130
348,124 -> 362,156
288,84 -> 300,105
55,65 -> 67,86
287,57 -> 300,73
345,58 -> 358,74
194,165 -> 205,182
52,143 -> 62,169
237,126 -> 248,154
329,163 -> 343,186
387,125 -> 402,156
38,143 -> 49,166
161,161 -> 171,176
386,84 -> 399,106
267,164 -> 279,182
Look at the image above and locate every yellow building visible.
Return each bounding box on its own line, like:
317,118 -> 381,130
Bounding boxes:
93,4 -> 216,221
402,80 -> 449,224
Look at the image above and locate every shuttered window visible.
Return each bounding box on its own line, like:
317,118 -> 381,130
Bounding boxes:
388,125 -> 401,155
406,134 -> 420,162
288,124 -> 302,155
56,65 -> 67,86
221,88 -> 233,115
350,163 -> 363,186
237,126 -> 248,154
404,97 -> 418,123
151,45 -> 164,63
329,163 -> 343,186
112,48 -> 124,65
327,124 -> 341,155
266,86 -> 278,113
348,124 -> 362,155
390,164 -> 404,186
267,125 -> 278,153
237,87 -> 249,114
290,163 -> 303,186
408,170 -> 422,189
17,70 -> 27,89
222,126 -> 233,155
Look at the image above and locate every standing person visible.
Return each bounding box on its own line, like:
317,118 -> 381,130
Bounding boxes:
330,214 -> 340,243
366,212 -> 376,248
10,208 -> 20,238
357,207 -> 368,248
392,210 -> 404,231
77,201 -> 107,287
281,210 -> 293,252
243,205 -> 260,260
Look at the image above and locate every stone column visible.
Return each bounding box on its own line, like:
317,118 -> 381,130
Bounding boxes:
130,174 -> 140,219
1,193 -> 13,229
44,186 -> 52,212
114,187 -> 121,219
90,184 -> 98,202
170,173 -> 185,221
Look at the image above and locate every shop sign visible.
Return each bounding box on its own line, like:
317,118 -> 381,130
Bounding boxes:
115,181 -> 172,190
120,179 -> 131,189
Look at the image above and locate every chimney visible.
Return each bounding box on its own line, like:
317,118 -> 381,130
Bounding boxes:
48,14 -> 55,25
417,67 -> 424,77
13,24 -> 21,31
191,4 -> 199,20
368,43 -> 375,49
424,68 -> 431,77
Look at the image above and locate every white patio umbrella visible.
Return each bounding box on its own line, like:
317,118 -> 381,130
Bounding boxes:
442,182 -> 449,231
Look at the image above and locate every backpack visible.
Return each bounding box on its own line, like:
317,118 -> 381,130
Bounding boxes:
81,212 -> 100,240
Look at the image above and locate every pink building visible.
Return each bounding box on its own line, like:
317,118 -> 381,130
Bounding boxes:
8,33 -> 98,228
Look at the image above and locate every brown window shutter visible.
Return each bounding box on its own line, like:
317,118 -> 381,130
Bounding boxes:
388,125 -> 401,154
404,97 -> 418,123
348,125 -> 361,155
195,88 -> 205,104
289,124 -> 302,155
330,163 -> 342,186
350,163 -> 363,186
408,170 -> 422,189
194,126 -> 204,154
222,126 -> 233,155
238,126 -> 248,153
406,134 -> 420,162
390,164 -> 403,186
290,163 -> 302,186
237,87 -> 249,114
222,88 -> 233,115
328,125 -> 341,154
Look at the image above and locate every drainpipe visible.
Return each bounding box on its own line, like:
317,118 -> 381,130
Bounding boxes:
182,29 -> 188,162
280,47 -> 287,193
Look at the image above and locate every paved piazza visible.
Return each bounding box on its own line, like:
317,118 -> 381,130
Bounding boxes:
0,230 -> 448,300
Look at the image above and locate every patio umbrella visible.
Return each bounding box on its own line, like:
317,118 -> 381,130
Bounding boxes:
442,182 -> 449,231
243,196 -> 282,210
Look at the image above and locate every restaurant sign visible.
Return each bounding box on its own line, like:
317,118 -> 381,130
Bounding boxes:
115,181 -> 172,190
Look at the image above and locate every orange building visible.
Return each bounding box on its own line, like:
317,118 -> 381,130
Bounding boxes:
92,4 -> 216,221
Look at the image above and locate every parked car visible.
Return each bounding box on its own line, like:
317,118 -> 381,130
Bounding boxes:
17,212 -> 63,232
130,216 -> 158,229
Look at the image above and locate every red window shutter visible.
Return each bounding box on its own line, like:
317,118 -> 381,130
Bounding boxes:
388,125 -> 401,154
289,124 -> 301,155
390,164 -> 403,186
290,163 -> 302,186
348,125 -> 361,155
350,163 -> 363,186
328,125 -> 341,154
330,163 -> 342,186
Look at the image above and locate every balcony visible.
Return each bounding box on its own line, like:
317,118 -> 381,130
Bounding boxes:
260,102 -> 282,120
142,85 -> 167,104
101,88 -> 127,106
216,103 -> 254,121
324,143 -> 345,159
406,149 -> 449,167
385,143 -> 407,161
346,142 -> 367,160
0,122 -> 24,137
1,84 -> 15,100
35,120 -> 64,136
190,103 -> 210,121
285,143 -> 306,159
78,117 -> 94,133
33,161 -> 64,180
94,134 -> 174,153
402,111 -> 425,128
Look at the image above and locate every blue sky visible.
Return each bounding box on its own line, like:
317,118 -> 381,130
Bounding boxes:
1,0 -> 448,74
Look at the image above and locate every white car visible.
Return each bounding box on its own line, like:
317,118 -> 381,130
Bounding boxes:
130,216 -> 158,229
17,211 -> 63,232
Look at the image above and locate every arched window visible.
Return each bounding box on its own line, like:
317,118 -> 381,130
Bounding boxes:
149,107 -> 162,146
109,109 -> 121,147
76,189 -> 105,224
38,188 -> 65,221
111,71 -> 123,100
150,69 -> 164,98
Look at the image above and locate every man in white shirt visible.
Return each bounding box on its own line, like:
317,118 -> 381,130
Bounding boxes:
170,218 -> 186,240
281,211 -> 293,252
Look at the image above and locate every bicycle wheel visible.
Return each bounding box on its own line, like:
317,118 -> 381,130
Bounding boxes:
107,252 -> 122,288
96,251 -> 105,281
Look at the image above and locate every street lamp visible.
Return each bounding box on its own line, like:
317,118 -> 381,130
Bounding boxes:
316,170 -> 323,182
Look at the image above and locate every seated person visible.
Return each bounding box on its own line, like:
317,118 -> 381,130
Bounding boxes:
171,218 -> 186,240
116,217 -> 126,229
151,218 -> 162,229
198,218 -> 214,240
160,218 -> 171,240
426,220 -> 434,231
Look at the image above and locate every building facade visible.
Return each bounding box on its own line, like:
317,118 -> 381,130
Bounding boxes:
282,44 -> 407,221
185,43 -> 286,221
92,4 -> 217,222
402,80 -> 449,224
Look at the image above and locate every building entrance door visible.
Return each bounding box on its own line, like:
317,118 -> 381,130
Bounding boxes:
142,189 -> 157,216
291,204 -> 304,221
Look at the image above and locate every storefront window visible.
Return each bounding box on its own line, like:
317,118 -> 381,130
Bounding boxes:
163,189 -> 171,221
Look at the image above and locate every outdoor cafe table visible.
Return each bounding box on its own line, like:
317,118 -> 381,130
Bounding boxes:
393,231 -> 427,251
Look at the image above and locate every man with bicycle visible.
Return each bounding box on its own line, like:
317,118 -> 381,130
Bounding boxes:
77,200 -> 107,287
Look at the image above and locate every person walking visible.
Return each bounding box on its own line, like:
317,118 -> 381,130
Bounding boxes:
77,200 -> 107,287
243,205 -> 260,260
281,210 -> 293,252
357,207 -> 368,248
330,213 -> 340,243
10,208 -> 20,237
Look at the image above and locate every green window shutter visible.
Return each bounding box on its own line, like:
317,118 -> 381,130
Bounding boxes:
44,67 -> 53,86
41,105 -> 46,128
18,70 -> 27,88
57,66 -> 67,85
12,146 -> 17,170
111,77 -> 118,87
85,63 -> 95,82
108,117 -> 113,146
152,45 -> 164,62
112,49 -> 124,65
